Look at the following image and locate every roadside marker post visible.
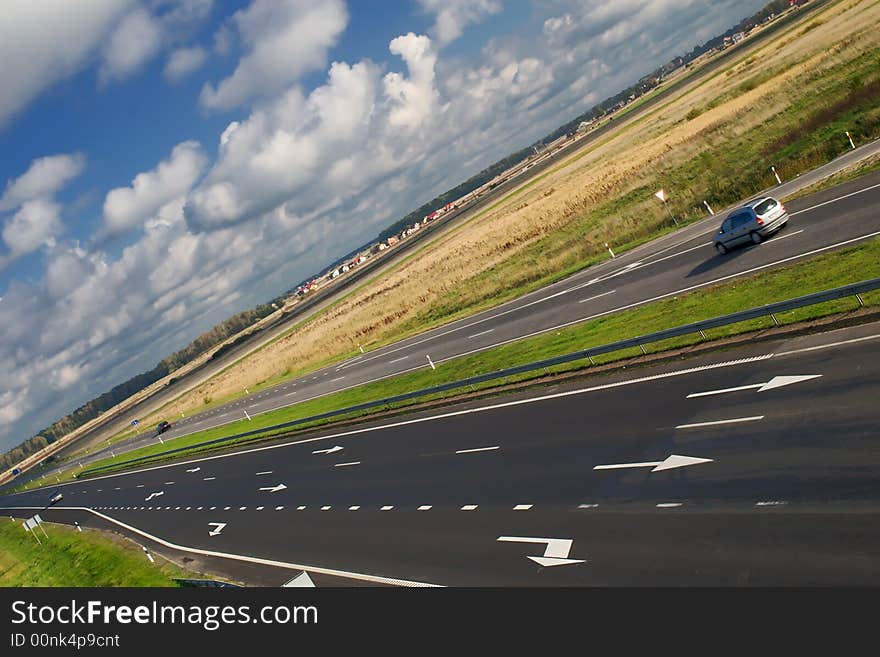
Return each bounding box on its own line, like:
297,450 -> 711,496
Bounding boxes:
142,546 -> 155,563
703,200 -> 715,215
426,354 -> 436,370
846,131 -> 856,150
771,165 -> 782,185
74,522 -> 82,532
605,242 -> 616,258
244,410 -> 251,421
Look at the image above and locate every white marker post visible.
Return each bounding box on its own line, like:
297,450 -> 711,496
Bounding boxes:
358,344 -> 364,354
426,354 -> 436,370
244,410 -> 251,421
654,189 -> 678,226
846,131 -> 856,150
771,165 -> 782,185
142,546 -> 154,563
74,522 -> 82,532
605,242 -> 616,258
703,200 -> 715,215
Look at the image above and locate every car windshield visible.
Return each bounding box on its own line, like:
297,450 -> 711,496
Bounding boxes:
753,198 -> 778,214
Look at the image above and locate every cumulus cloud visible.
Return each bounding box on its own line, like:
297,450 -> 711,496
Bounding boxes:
164,46 -> 208,82
102,141 -> 207,236
0,0 -> 134,128
419,0 -> 502,46
0,153 -> 86,212
99,7 -> 164,83
1,199 -> 63,262
199,0 -> 348,110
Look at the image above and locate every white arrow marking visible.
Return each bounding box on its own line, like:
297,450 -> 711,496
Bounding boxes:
687,374 -> 821,398
144,491 -> 164,501
593,454 -> 713,472
497,536 -> 586,567
258,484 -> 287,493
208,522 -> 226,536
312,445 -> 343,454
283,572 -> 315,587
186,467 -> 201,473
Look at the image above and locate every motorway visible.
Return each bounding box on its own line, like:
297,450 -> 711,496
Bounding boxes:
59,149 -> 880,472
3,323 -> 879,585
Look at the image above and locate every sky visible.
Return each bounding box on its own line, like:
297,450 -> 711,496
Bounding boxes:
0,0 -> 769,453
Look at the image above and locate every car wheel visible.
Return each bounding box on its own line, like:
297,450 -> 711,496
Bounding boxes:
715,243 -> 727,255
750,231 -> 762,244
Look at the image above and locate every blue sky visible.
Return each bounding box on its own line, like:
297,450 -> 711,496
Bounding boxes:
0,0 -> 767,452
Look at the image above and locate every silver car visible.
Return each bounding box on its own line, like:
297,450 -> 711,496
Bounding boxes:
714,196 -> 789,254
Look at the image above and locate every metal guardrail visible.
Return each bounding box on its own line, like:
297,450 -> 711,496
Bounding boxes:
78,277 -> 880,477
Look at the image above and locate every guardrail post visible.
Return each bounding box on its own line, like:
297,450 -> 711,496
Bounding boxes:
856,293 -> 865,307
639,344 -> 647,355
770,313 -> 780,326
588,356 -> 595,365
699,329 -> 707,339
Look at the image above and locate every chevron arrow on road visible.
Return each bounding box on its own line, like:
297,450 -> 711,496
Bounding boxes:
312,445 -> 343,455
687,375 -> 821,398
593,454 -> 713,472
497,536 -> 586,567
258,484 -> 288,493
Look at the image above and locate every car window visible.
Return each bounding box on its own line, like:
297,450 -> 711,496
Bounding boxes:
733,212 -> 752,228
721,218 -> 732,232
753,198 -> 777,215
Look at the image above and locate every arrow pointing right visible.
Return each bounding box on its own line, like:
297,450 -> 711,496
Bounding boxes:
687,374 -> 821,398
144,491 -> 164,501
312,445 -> 343,455
594,454 -> 713,472
258,484 -> 288,493
497,536 -> 586,567
208,522 -> 226,536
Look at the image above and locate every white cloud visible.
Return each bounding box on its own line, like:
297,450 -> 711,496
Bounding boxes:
199,0 -> 348,110
384,33 -> 441,131
102,141 -> 207,236
0,0 -> 134,128
0,153 -> 86,211
164,46 -> 208,82
99,7 -> 164,83
2,199 -> 63,261
418,0 -> 502,46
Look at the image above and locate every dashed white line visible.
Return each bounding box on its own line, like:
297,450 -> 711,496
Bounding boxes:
275,506 -> 284,510
578,504 -> 599,509
675,415 -> 764,429
455,446 -> 500,454
297,506 -> 306,511
461,505 -> 478,511
348,506 -> 361,511
417,505 -> 432,511
203,477 -> 216,481
321,506 -> 331,511
380,506 -> 394,511
468,329 -> 495,339
513,504 -> 533,511
656,503 -> 683,508
256,506 -> 264,511
334,461 -> 361,467
255,471 -> 273,476
577,289 -> 617,304
389,356 -> 409,364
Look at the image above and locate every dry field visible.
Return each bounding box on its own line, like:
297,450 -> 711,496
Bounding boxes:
153,0 -> 880,418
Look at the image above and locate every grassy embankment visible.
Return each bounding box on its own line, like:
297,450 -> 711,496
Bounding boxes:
66,0 -> 880,455
0,518 -> 189,586
41,234 -> 879,482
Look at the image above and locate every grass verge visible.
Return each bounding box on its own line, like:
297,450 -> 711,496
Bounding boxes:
50,235 -> 880,482
0,518 -> 189,586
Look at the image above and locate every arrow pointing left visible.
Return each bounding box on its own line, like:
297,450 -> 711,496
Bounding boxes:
283,572 -> 315,587
145,491 -> 164,501
497,536 -> 586,567
208,523 -> 226,536
259,484 -> 287,493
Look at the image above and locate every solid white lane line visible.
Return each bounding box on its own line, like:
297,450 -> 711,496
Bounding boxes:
417,505 -> 432,511
6,507 -> 442,587
656,503 -> 683,508
755,500 -> 788,506
334,461 -> 361,467
255,471 -> 273,475
513,504 -> 533,511
789,181 -> 880,216
775,332 -> 880,357
380,506 -> 394,511
455,446 -> 500,454
577,289 -> 617,304
675,415 -> 764,429
461,505 -> 478,511
468,329 -> 495,339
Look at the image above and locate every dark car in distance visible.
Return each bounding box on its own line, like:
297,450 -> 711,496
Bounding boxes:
156,420 -> 172,435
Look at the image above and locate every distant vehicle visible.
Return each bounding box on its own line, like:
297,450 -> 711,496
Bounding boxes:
714,196 -> 788,254
11,467 -> 21,476
156,420 -> 172,435
49,492 -> 63,505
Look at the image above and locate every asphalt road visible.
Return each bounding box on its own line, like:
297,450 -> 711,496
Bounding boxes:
64,145 -> 880,472
4,323 -> 879,585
